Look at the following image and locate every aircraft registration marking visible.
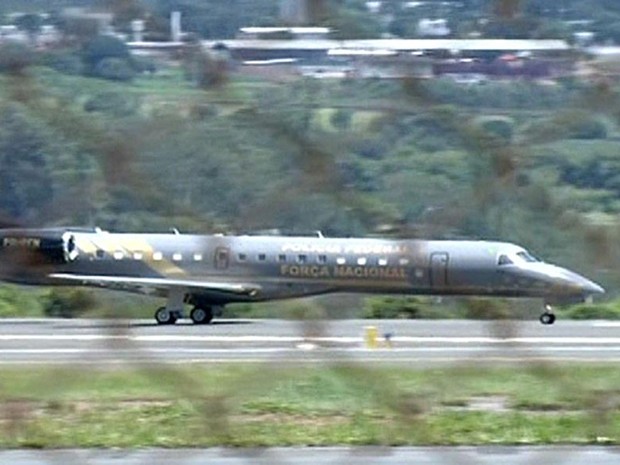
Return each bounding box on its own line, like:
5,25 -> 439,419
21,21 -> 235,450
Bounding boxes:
2,237 -> 41,248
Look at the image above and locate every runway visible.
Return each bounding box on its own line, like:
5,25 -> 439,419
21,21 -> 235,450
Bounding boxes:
0,318 -> 620,365
3,447 -> 620,465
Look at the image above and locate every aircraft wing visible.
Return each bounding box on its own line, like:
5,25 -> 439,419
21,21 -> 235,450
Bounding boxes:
48,273 -> 261,298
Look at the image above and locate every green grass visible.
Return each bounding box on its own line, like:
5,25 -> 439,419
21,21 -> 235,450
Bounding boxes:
1,364 -> 620,447
33,66 -> 274,101
312,108 -> 383,133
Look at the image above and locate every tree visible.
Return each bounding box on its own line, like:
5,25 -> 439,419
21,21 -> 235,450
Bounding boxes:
84,91 -> 138,115
0,105 -> 54,223
82,35 -> 131,74
42,50 -> 84,75
474,116 -> 514,142
330,108 -> 353,131
15,13 -> 43,42
93,57 -> 136,81
0,42 -> 35,76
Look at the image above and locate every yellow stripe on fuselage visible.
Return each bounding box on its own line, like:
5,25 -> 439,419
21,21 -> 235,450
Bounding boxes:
77,234 -> 187,278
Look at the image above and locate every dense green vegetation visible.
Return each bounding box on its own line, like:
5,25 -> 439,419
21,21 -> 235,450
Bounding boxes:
1,364 -> 620,446
0,0 -> 619,318
0,43 -> 619,317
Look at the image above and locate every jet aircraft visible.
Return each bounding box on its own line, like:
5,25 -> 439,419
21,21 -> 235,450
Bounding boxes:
0,227 -> 604,325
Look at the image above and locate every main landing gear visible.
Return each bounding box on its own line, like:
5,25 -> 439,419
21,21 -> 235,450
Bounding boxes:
539,304 -> 556,325
190,307 -> 213,325
154,306 -> 214,325
155,307 -> 180,325
153,290 -> 217,325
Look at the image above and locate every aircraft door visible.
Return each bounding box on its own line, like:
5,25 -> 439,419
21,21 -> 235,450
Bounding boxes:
430,252 -> 449,288
214,247 -> 230,270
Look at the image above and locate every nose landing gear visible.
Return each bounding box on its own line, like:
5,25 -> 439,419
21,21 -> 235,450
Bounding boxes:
539,304 -> 556,325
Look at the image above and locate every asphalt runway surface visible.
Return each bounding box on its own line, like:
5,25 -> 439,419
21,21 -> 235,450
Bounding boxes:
1,318 -> 620,365
3,447 -> 620,465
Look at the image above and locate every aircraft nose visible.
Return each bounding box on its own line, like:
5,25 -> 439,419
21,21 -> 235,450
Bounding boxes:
562,269 -> 605,296
580,278 -> 605,295
538,265 -> 604,297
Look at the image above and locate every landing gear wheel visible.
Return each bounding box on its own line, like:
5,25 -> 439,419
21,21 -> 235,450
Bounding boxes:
155,307 -> 177,325
539,312 -> 556,325
190,307 -> 213,325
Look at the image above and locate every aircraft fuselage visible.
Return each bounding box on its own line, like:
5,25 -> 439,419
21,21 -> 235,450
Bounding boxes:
0,228 -> 604,324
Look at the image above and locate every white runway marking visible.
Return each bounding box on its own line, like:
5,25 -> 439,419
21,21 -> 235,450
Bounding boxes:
4,346 -> 620,355
591,322 -> 620,327
1,334 -> 620,344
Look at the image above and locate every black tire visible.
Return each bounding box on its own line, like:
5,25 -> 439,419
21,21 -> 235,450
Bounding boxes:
155,307 -> 176,325
190,307 -> 213,325
539,312 -> 555,325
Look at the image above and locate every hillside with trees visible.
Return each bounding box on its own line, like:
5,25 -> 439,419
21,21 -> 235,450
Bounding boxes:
0,0 -> 619,318
0,60 -> 618,279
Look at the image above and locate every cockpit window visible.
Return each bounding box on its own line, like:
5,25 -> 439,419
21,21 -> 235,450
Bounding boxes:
516,251 -> 538,263
498,255 -> 513,266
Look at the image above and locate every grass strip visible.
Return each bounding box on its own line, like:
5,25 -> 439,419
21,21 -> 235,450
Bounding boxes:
0,364 -> 619,447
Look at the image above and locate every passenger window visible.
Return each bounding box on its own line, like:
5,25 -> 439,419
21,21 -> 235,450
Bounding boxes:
133,252 -> 143,260
153,252 -> 163,261
378,258 -> 388,266
498,255 -> 513,266
278,254 -> 287,263
399,258 -> 410,266
336,257 -> 346,265
113,251 -> 124,260
317,255 -> 327,264
193,253 -> 203,261
238,253 -> 247,262
95,249 -> 104,259
258,253 -> 266,261
172,253 -> 183,261
357,257 -> 367,266
297,254 -> 307,264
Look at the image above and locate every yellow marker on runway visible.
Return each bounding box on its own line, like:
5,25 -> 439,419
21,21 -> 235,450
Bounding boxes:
364,326 -> 378,349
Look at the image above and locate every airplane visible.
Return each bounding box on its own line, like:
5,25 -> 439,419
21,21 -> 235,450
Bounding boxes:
0,227 -> 604,326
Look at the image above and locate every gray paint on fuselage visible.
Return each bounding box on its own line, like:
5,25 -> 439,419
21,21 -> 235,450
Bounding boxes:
0,229 -> 603,306
65,234 -> 517,298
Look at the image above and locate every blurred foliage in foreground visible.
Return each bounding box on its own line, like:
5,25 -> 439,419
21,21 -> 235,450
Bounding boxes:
2,364 -> 620,447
